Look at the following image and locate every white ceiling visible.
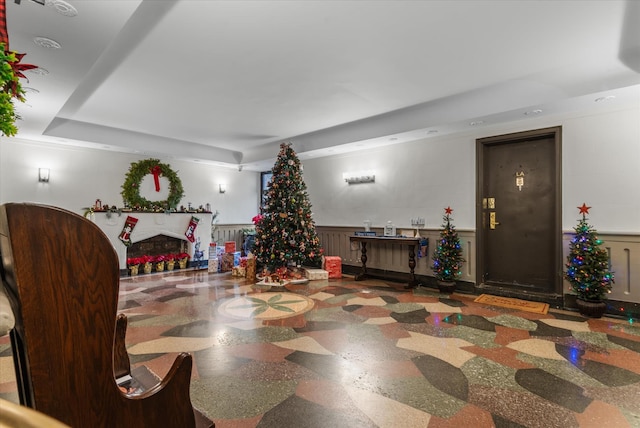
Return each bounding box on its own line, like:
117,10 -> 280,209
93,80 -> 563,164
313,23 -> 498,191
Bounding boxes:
7,0 -> 640,171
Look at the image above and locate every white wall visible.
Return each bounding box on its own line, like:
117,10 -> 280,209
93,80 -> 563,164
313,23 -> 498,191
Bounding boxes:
0,139 -> 261,224
2,104 -> 639,234
303,135 -> 476,230
303,105 -> 640,233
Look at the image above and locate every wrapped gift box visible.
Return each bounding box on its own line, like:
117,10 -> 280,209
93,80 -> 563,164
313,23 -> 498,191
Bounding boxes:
233,251 -> 241,266
303,267 -> 329,280
231,266 -> 246,277
323,256 -> 342,279
221,253 -> 234,272
224,241 -> 236,253
208,257 -> 219,273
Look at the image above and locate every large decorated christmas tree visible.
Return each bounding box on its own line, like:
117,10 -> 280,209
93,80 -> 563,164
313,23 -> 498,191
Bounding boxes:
253,142 -> 323,271
565,203 -> 614,301
431,207 -> 464,282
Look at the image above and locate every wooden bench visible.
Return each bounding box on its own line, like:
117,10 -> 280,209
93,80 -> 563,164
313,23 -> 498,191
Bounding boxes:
0,203 -> 214,427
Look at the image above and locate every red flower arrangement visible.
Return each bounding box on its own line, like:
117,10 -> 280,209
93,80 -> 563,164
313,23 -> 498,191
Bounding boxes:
128,253 -> 191,274
127,257 -> 143,266
140,255 -> 154,265
252,214 -> 263,225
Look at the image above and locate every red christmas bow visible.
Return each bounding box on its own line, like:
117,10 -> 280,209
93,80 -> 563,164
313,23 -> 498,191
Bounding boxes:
150,165 -> 162,192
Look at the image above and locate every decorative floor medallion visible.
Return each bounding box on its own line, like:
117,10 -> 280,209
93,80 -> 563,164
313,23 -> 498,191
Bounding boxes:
218,292 -> 315,320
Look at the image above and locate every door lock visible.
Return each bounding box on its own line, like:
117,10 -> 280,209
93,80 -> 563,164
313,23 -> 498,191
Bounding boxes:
490,212 -> 500,229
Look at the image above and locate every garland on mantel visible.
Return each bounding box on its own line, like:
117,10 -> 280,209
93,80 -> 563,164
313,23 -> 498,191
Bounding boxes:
121,158 -> 184,211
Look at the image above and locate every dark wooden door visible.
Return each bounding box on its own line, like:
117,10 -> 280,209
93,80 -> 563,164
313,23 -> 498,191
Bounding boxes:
477,127 -> 562,295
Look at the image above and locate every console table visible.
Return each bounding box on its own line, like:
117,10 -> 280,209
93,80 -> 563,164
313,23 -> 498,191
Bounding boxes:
349,235 -> 421,289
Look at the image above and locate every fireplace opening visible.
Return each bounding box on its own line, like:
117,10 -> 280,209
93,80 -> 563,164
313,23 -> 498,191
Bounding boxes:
127,235 -> 188,259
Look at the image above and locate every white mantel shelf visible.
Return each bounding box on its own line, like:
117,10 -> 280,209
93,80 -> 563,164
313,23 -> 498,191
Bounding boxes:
91,212 -> 213,269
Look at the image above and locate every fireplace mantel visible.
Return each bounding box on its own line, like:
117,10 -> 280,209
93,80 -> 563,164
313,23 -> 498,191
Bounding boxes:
92,212 -> 213,269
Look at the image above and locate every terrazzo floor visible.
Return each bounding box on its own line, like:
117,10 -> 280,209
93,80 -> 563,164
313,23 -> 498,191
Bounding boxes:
1,270 -> 639,427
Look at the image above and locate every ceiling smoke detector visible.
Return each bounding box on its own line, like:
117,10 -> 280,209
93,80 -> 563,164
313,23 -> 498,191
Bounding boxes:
33,37 -> 61,49
46,0 -> 78,17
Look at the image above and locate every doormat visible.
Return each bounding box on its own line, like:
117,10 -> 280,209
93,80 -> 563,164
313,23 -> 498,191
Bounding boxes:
474,294 -> 549,314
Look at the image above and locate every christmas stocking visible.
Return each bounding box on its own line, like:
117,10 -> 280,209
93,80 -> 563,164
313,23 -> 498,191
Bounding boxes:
184,216 -> 200,243
119,216 -> 138,246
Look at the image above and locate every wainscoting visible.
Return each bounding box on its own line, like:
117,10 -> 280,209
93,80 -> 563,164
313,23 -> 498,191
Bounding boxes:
316,226 -> 476,284
212,224 -> 639,317
562,232 -> 640,306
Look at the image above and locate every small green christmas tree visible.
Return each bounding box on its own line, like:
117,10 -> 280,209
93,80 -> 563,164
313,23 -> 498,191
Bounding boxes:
253,142 -> 323,271
431,207 -> 464,282
565,203 -> 614,301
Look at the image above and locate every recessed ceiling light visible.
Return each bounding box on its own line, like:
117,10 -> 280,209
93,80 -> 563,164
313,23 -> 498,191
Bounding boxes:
33,37 -> 61,49
27,67 -> 49,76
389,137 -> 398,141
427,129 -> 438,134
524,109 -> 543,115
46,0 -> 78,17
595,95 -> 616,102
469,120 -> 484,126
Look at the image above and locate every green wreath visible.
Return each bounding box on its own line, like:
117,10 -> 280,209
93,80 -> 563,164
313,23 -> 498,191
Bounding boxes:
121,158 -> 184,210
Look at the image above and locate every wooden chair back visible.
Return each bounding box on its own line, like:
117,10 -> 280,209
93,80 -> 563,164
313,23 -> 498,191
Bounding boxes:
0,203 -> 212,427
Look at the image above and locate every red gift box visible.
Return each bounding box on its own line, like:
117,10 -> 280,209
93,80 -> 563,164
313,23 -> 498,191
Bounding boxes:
224,241 -> 236,253
323,256 -> 342,279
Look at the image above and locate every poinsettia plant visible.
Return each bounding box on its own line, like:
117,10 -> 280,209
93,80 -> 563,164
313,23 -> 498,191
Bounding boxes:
1,43 -> 36,137
126,257 -> 143,267
140,255 -> 154,265
252,214 -> 263,225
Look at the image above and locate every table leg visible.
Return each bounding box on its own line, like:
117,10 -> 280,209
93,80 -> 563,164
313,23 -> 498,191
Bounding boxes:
354,241 -> 368,281
405,244 -> 420,289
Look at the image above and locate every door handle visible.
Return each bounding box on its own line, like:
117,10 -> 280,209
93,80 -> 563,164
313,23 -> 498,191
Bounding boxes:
490,212 -> 500,229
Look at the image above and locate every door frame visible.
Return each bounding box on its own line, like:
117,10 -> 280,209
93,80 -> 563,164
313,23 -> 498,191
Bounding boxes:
475,126 -> 563,301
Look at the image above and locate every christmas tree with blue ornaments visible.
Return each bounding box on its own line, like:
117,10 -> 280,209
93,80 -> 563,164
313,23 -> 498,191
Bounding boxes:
253,142 -> 323,271
432,207 -> 464,282
565,203 -> 614,301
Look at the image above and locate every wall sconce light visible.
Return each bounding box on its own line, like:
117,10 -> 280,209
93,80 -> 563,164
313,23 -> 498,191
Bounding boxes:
38,168 -> 50,183
343,170 -> 375,184
219,183 -> 226,193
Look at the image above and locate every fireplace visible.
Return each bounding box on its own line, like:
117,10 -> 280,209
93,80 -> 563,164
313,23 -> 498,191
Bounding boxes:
127,234 -> 188,259
92,212 -> 213,269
